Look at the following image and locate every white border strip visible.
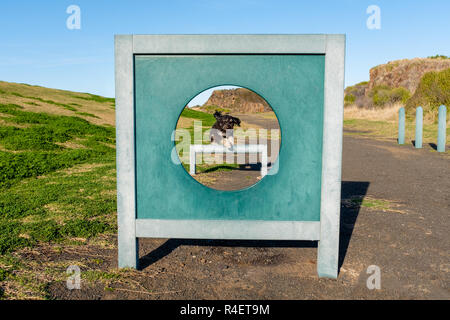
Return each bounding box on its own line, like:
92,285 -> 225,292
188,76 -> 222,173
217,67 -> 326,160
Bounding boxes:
317,35 -> 345,278
133,34 -> 327,54
136,219 -> 320,240
115,35 -> 138,268
115,35 -> 345,278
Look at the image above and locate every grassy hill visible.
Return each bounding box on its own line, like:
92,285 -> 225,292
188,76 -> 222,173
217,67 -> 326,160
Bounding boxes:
0,82 -> 117,266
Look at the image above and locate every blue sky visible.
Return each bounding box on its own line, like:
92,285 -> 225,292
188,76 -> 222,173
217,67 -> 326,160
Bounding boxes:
0,0 -> 449,98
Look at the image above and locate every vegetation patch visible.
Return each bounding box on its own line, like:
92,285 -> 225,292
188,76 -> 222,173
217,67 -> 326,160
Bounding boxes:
0,103 -> 115,188
199,105 -> 231,114
0,102 -> 116,254
342,196 -> 405,214
368,85 -> 411,107
179,108 -> 216,127
75,112 -> 100,118
9,92 -> 77,111
428,55 -> 449,60
343,117 -> 449,147
83,270 -> 121,282
73,94 -> 115,104
344,93 -> 356,106
405,68 -> 450,118
0,162 -> 116,254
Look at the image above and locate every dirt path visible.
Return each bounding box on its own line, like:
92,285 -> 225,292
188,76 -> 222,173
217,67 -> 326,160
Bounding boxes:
44,134 -> 449,299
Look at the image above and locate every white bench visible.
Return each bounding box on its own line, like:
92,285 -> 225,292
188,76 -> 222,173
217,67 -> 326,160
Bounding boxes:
189,144 -> 268,177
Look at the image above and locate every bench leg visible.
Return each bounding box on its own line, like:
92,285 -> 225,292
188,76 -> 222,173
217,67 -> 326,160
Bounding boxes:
261,149 -> 268,177
190,146 -> 196,175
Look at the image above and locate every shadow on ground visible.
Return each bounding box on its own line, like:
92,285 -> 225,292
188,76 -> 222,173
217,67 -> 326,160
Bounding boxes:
339,181 -> 369,270
202,162 -> 273,173
138,181 -> 370,274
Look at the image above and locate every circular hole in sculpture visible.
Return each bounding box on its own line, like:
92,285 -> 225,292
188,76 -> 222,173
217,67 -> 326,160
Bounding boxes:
174,85 -> 281,191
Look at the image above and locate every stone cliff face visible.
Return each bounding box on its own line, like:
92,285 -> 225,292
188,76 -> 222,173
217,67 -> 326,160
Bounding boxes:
203,88 -> 272,113
368,58 -> 450,94
345,57 -> 450,109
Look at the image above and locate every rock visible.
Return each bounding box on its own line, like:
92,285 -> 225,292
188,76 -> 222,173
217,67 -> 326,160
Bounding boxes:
202,88 -> 272,113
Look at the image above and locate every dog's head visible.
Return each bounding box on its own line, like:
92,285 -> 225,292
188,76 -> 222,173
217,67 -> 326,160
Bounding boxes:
213,110 -> 241,130
213,110 -> 223,119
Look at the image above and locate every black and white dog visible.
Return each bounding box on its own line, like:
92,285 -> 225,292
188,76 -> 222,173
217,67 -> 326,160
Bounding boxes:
210,111 -> 241,148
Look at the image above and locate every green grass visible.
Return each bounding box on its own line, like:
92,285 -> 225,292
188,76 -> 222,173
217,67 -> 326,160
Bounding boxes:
175,109 -> 216,162
75,112 -> 100,118
0,162 -> 116,254
350,197 -> 390,209
0,104 -> 115,187
0,103 -> 116,254
344,118 -> 449,146
180,108 -> 216,126
82,270 -> 121,282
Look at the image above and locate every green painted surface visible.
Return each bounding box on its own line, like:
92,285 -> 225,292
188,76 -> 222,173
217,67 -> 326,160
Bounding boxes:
135,55 -> 325,221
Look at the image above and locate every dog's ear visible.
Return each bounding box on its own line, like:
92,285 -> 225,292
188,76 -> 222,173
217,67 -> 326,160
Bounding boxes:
233,116 -> 241,127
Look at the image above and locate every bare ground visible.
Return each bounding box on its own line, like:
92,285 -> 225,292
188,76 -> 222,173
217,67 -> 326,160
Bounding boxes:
34,132 -> 449,300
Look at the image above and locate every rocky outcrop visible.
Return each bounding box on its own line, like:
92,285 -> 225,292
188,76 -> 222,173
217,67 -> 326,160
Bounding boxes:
368,58 -> 450,94
345,57 -> 450,109
203,88 -> 271,113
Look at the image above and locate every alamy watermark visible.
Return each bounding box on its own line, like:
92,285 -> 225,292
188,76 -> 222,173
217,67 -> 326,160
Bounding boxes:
366,265 -> 381,290
366,5 -> 381,30
66,5 -> 81,30
66,265 -> 81,290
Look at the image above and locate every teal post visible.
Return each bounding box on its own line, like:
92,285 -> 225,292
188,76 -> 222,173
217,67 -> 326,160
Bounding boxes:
437,105 -> 447,152
415,106 -> 423,148
398,107 -> 405,145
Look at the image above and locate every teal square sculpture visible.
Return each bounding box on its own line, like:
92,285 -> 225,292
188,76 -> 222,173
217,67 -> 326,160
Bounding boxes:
115,35 -> 345,278
134,55 -> 325,221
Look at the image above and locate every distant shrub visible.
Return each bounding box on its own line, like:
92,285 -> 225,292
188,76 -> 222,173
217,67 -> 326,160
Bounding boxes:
344,94 -> 356,106
390,87 -> 411,104
201,105 -> 231,114
405,68 -> 450,117
427,55 -> 449,60
369,85 -> 410,108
